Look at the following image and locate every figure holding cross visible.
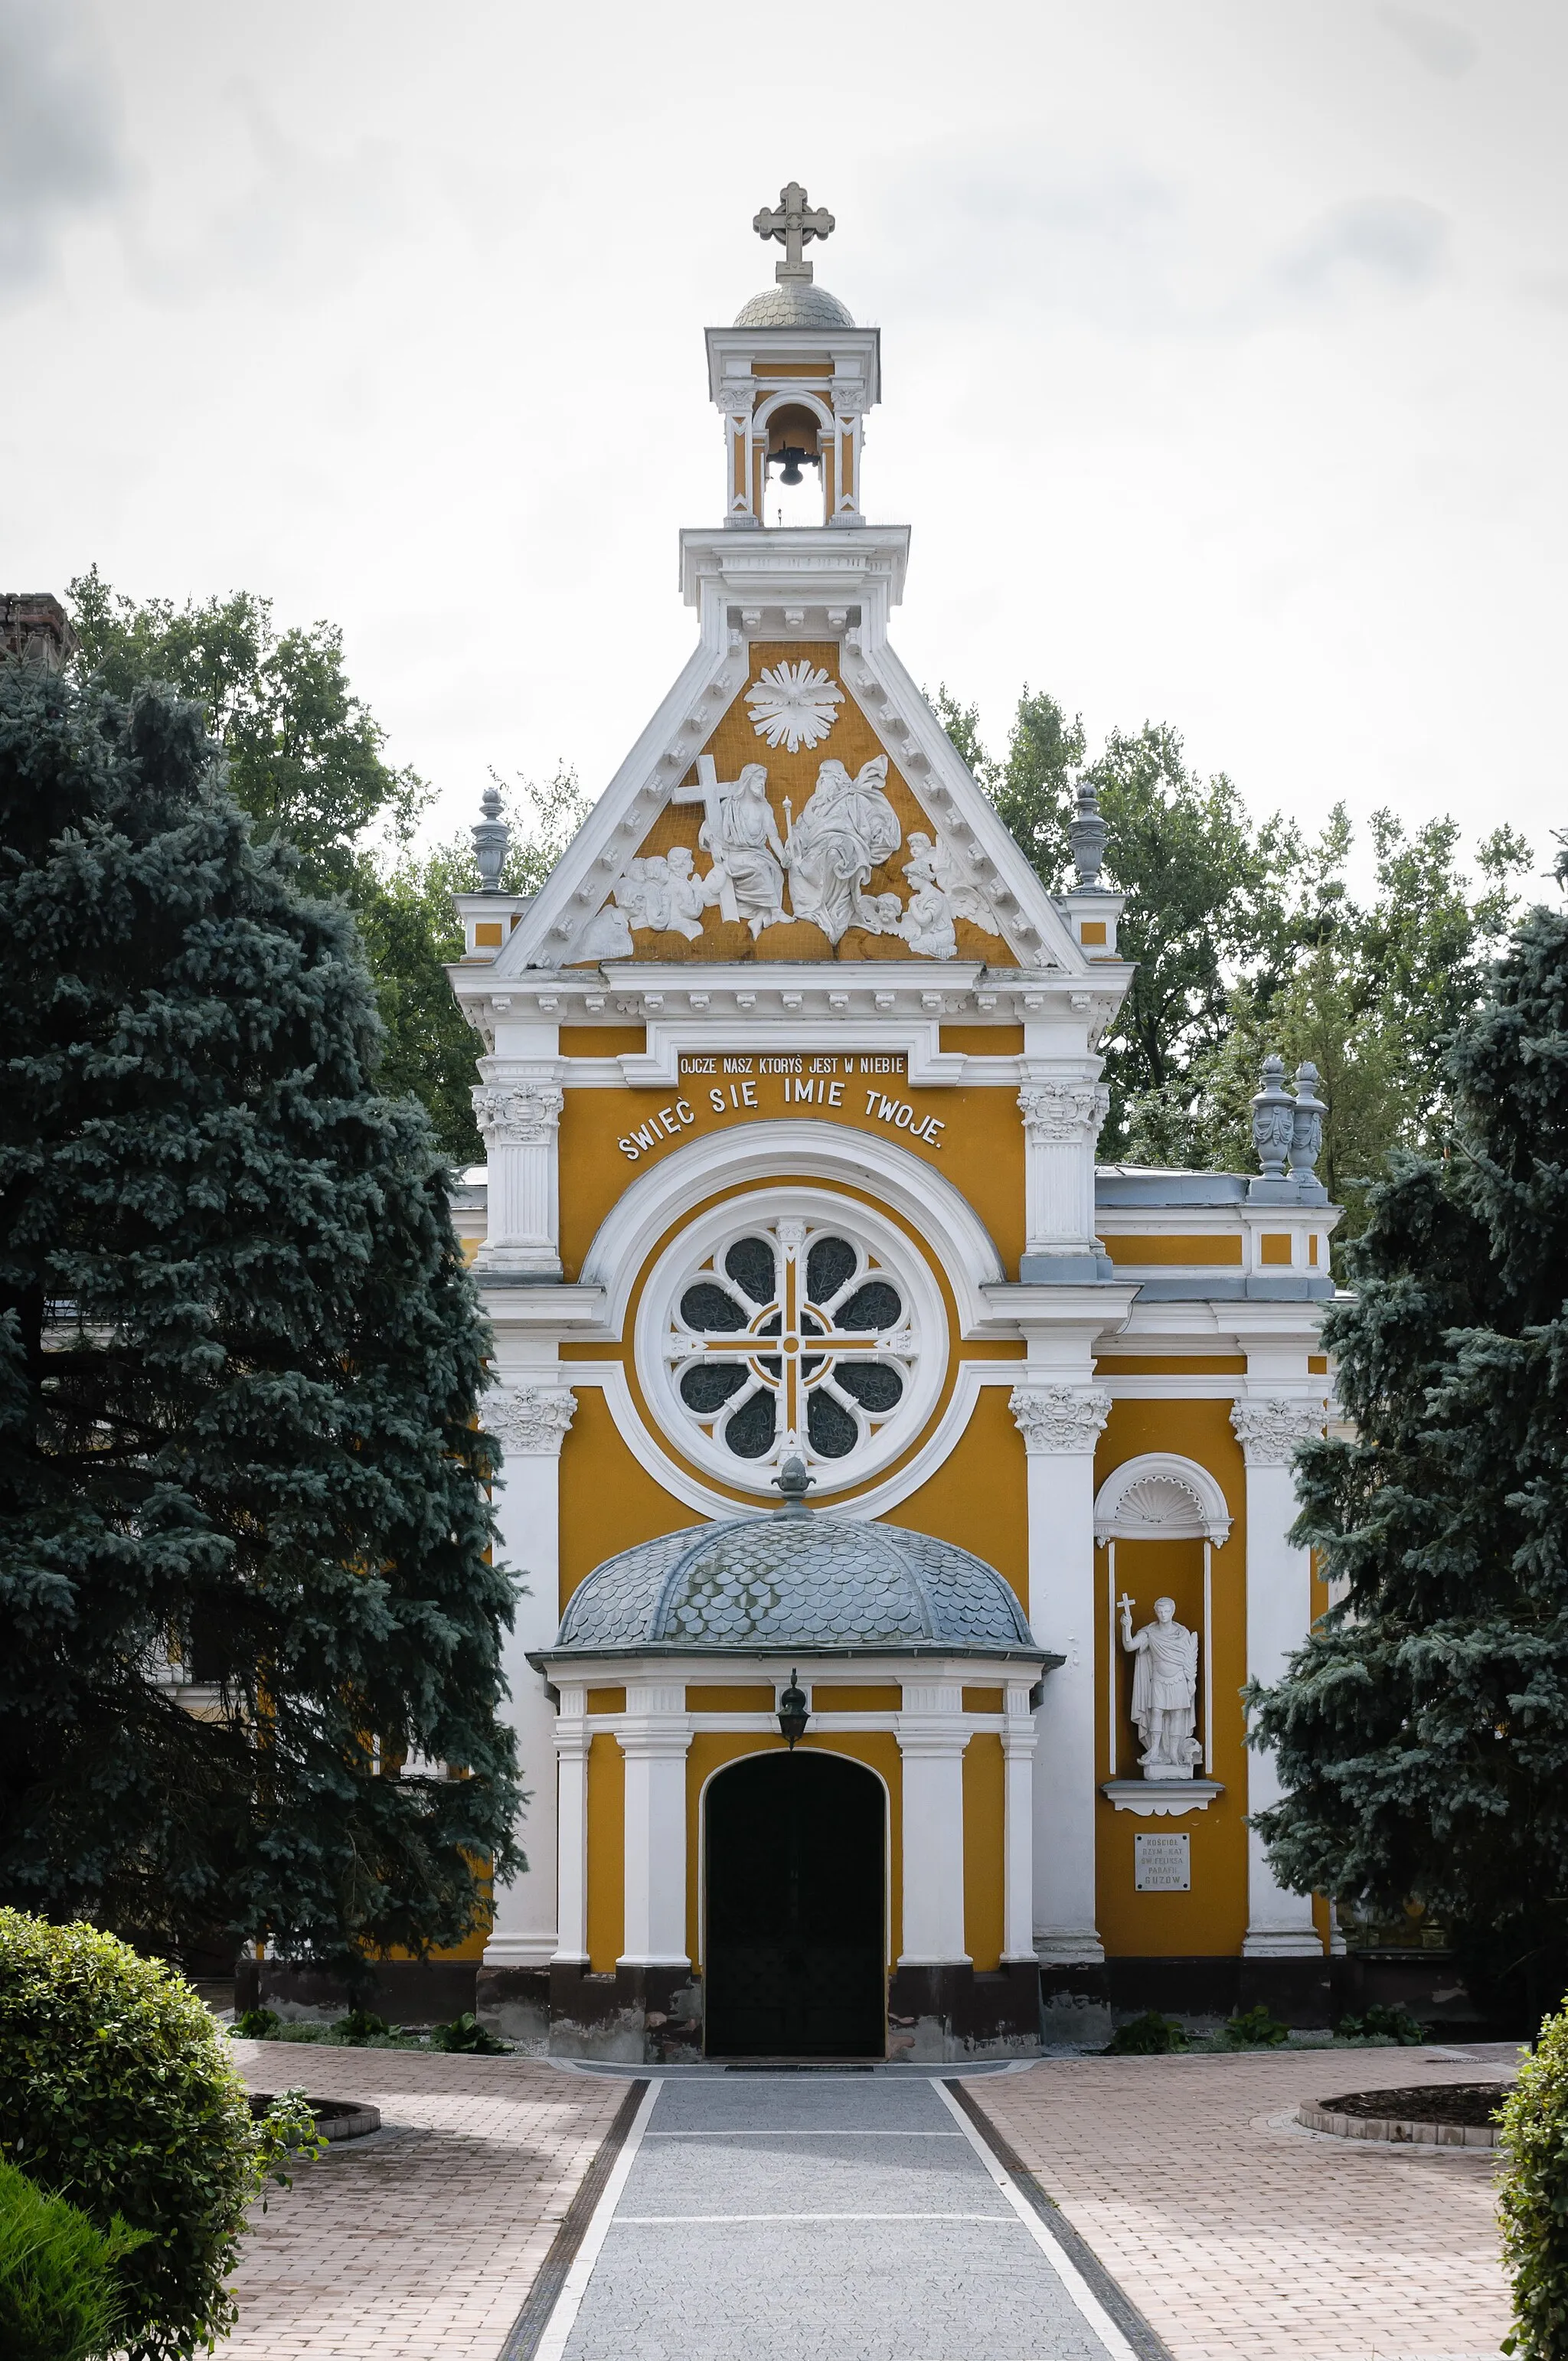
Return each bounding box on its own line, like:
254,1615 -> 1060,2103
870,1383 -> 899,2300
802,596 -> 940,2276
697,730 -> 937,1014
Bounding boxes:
753,183 -> 835,284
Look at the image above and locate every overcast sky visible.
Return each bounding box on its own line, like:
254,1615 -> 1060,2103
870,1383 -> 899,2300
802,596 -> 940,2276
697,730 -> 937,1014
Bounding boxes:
5,0 -> 1563,887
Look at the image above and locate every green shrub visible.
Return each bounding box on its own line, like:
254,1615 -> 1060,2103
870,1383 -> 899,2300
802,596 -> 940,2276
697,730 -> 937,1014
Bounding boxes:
1103,2010 -> 1191,2056
329,2008 -> 391,2040
430,2010 -> 509,2055
1334,2002 -> 1427,2046
1217,2003 -> 1290,2048
233,2006 -> 281,2040
0,1909 -> 315,2361
1499,1997 -> 1568,2357
0,2157 -> 145,2361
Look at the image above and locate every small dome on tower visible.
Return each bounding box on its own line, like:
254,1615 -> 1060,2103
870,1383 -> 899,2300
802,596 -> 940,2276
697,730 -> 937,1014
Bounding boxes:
733,280 -> 856,329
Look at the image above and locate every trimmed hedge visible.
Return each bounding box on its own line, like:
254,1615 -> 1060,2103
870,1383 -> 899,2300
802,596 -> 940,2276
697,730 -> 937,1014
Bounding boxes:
1499,1999 -> 1568,2357
0,1910 -> 313,2360
0,2156 -> 142,2361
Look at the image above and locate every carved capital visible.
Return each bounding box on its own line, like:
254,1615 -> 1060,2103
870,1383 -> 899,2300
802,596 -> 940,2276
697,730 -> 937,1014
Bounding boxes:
1017,1081 -> 1110,1146
1010,1383 -> 1112,1455
1230,1396 -> 1327,1468
485,1384 -> 577,1457
472,1085 -> 564,1147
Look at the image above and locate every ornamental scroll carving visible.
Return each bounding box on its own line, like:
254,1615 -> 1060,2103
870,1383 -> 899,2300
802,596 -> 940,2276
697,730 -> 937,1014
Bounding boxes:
1230,1396 -> 1328,1467
1017,1081 -> 1111,1146
485,1386 -> 577,1457
1009,1384 -> 1112,1455
471,1086 -> 564,1147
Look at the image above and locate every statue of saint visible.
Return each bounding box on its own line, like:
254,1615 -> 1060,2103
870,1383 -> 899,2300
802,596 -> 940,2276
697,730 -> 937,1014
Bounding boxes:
1119,1595 -> 1201,1778
783,755 -> 903,945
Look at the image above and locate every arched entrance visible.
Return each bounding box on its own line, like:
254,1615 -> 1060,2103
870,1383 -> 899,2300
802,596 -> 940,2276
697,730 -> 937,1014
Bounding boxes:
704,1749 -> 886,2058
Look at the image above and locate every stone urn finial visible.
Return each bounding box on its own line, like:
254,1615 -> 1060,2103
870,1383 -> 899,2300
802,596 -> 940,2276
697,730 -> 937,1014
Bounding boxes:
1068,779 -> 1106,892
1251,1053 -> 1295,1182
472,782 -> 509,893
772,1457 -> 816,1517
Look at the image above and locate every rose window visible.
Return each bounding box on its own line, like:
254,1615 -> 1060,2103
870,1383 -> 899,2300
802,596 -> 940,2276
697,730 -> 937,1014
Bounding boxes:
662,1217 -> 920,1481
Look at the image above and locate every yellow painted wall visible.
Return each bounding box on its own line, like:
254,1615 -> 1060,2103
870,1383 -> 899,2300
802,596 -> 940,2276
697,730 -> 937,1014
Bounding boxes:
884,1383 -> 1029,1604
962,1732 -> 1005,1970
586,1732 -> 625,1971
1093,1397 -> 1250,1958
557,1388 -> 690,1612
685,1732 -> 903,1968
556,1076 -> 1027,1282
815,1687 -> 901,1713
1102,1235 -> 1243,1266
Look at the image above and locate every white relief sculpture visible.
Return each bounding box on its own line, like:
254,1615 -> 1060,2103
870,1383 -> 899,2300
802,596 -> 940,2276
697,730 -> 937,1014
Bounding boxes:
1017,1081 -> 1111,1146
576,903 -> 634,962
745,661 -> 844,753
484,1385 -> 577,1457
783,756 -> 902,946
1230,1396 -> 1328,1468
471,1085 -> 564,1146
610,851 -> 716,942
1119,1596 -> 1201,1779
900,832 -> 1004,948
668,758 -> 791,937
1008,1384 -> 1112,1455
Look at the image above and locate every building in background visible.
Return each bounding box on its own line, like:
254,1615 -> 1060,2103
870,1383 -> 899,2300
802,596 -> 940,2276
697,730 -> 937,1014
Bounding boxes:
446,192 -> 1340,2059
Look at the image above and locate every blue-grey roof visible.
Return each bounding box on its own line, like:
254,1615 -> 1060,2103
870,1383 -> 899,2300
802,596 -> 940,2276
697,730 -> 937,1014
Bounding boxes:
547,1512 -> 1040,1658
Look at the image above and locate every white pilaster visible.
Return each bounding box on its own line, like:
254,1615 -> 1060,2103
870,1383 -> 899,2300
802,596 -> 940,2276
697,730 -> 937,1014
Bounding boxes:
619,1683 -> 692,1969
1017,1078 -> 1109,1263
1232,1393 -> 1329,1958
472,1056 -> 565,1278
897,1683 -> 969,1964
553,1693 -> 590,1965
1011,1380 -> 1111,1964
1001,1680 -> 1038,1963
484,1384 -> 577,1968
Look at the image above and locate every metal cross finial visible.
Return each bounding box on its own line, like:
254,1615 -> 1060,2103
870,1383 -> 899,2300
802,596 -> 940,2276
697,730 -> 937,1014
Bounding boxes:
753,181 -> 835,284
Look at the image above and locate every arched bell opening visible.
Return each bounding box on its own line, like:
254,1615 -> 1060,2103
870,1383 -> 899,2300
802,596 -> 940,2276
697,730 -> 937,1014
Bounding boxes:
702,1748 -> 887,2057
759,395 -> 831,528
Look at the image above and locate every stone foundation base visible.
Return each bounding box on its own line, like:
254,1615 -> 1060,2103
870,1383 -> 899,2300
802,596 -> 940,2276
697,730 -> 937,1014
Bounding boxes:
886,1961 -> 1042,2062
234,1956 -> 480,2024
545,1962 -> 704,2064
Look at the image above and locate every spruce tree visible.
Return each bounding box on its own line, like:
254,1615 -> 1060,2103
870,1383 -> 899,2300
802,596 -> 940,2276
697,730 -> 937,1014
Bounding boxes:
1250,893 -> 1568,2022
0,661 -> 521,1976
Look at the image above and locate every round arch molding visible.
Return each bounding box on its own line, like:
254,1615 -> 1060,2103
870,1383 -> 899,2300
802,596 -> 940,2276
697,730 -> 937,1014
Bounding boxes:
1093,1452 -> 1232,1548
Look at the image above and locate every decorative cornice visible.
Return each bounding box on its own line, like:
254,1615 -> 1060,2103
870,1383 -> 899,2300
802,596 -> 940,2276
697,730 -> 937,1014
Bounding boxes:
485,1385 -> 577,1457
1009,1383 -> 1112,1455
1017,1080 -> 1110,1146
1230,1396 -> 1328,1468
472,1086 -> 564,1147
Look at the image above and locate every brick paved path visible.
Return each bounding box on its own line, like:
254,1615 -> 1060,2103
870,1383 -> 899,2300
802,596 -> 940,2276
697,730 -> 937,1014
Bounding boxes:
229,2042 -> 626,2361
229,2041 -> 1517,2360
556,2072 -> 1132,2360
968,2043 -> 1517,2361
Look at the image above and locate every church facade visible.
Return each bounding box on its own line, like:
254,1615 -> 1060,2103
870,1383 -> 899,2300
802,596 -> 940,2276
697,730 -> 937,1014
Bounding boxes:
449,191 -> 1339,2060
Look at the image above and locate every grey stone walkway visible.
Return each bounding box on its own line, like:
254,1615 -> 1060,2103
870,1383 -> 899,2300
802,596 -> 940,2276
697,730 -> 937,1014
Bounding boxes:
550,2073 -> 1134,2361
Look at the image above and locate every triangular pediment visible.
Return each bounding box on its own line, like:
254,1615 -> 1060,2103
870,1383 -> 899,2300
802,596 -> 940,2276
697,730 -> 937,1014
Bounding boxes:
494,631 -> 1089,977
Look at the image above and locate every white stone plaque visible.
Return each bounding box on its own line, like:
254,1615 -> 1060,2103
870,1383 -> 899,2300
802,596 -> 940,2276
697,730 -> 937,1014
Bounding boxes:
1135,1832 -> 1191,1892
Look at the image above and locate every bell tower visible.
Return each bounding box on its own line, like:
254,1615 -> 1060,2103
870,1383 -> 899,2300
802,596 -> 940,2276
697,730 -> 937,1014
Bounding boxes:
708,181 -> 881,530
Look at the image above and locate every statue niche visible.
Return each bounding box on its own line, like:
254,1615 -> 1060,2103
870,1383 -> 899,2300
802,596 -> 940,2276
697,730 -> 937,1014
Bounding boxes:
1119,1594 -> 1201,1779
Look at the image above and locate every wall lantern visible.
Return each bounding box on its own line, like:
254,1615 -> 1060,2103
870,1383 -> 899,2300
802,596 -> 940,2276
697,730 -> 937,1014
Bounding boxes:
777,1669 -> 809,1749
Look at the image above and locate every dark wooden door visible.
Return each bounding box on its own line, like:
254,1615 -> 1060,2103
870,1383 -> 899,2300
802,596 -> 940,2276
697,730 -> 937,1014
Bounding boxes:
703,1749 -> 886,2058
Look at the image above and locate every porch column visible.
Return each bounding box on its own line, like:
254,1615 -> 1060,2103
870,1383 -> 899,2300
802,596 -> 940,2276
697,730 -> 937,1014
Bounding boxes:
619,1683 -> 692,1969
553,1697 -> 590,1965
896,1683 -> 969,1964
1231,1394 -> 1328,1957
1001,1680 -> 1038,1963
482,1382 -> 576,1970
1011,1380 -> 1110,1965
